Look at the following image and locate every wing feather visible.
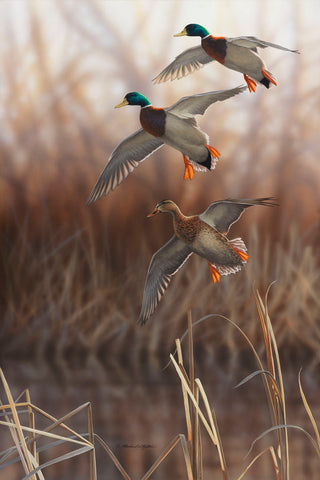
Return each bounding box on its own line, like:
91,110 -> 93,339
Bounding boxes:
86,129 -> 163,204
153,46 -> 214,84
138,235 -> 192,325
199,197 -> 277,234
227,36 -> 299,53
167,86 -> 247,116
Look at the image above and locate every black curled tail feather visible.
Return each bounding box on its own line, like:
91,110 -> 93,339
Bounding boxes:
260,77 -> 270,89
200,148 -> 213,170
191,147 -> 219,172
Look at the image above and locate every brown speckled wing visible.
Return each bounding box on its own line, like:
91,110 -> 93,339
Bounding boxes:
199,198 -> 277,234
86,129 -> 163,204
138,235 -> 192,325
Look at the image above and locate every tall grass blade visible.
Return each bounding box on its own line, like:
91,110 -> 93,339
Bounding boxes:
87,402 -> 97,480
187,311 -> 196,474
236,446 -> 279,480
235,370 -> 282,404
254,290 -> 287,478
247,424 -> 320,459
176,339 -> 193,445
193,384 -> 203,480
170,354 -> 217,446
0,369 -> 35,478
298,369 -> 320,448
0,420 -> 93,447
195,379 -> 228,479
257,288 -> 289,479
22,446 -> 92,480
94,434 -> 131,480
179,434 -> 194,480
139,434 -> 192,480
25,390 -> 36,460
7,421 -> 29,476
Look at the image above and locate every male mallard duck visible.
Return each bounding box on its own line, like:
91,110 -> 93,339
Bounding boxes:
86,87 -> 246,204
154,24 -> 299,93
138,197 -> 277,324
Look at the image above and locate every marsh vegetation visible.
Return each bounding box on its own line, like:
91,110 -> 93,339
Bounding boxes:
0,2 -> 319,479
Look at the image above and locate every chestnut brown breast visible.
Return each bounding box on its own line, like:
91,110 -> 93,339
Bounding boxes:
202,36 -> 227,64
140,106 -> 166,137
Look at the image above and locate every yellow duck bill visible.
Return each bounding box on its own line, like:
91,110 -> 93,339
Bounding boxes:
174,28 -> 187,37
114,98 -> 129,108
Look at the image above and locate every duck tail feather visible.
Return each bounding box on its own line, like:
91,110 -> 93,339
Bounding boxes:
260,76 -> 270,88
211,263 -> 242,276
261,68 -> 277,88
229,237 -> 249,263
188,146 -> 219,172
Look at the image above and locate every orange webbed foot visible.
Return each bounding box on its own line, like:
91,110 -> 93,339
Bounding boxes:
183,155 -> 194,180
262,67 -> 277,87
230,245 -> 250,262
206,144 -> 220,159
244,74 -> 257,93
208,263 -> 221,284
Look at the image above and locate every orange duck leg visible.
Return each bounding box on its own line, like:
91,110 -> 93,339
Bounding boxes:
208,263 -> 221,283
183,155 -> 195,180
206,144 -> 220,159
262,67 -> 277,87
230,245 -> 250,262
244,74 -> 257,93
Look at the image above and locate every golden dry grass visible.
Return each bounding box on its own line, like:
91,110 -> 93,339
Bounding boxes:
1,293 -> 319,479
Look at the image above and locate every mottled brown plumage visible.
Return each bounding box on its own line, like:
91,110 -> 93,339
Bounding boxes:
139,197 -> 277,324
174,215 -> 201,244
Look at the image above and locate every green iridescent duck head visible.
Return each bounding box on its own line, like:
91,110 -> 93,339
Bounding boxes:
174,24 -> 210,39
115,92 -> 151,108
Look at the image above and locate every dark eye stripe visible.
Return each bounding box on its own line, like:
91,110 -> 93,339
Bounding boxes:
157,199 -> 171,208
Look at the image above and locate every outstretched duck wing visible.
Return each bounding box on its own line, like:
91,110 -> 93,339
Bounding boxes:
199,198 -> 277,234
86,129 -> 163,204
227,36 -> 299,53
153,46 -> 213,84
138,235 -> 192,325
167,86 -> 246,117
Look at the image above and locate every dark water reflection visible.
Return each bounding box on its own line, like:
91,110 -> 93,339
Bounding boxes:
2,358 -> 319,480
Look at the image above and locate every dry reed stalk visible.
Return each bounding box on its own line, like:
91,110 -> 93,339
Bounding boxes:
1,291 -> 320,479
254,289 -> 289,479
173,289 -> 318,478
0,370 -> 36,479
0,369 -> 95,479
94,435 -> 131,480
298,370 -> 320,451
171,334 -> 230,480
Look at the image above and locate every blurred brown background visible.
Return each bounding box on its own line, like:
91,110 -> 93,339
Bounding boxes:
0,1 -> 320,478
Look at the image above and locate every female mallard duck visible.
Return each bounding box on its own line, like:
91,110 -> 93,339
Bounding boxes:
138,197 -> 277,324
86,87 -> 246,204
154,24 -> 298,93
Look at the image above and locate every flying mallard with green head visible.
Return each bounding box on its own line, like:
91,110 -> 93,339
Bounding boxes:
154,24 -> 299,92
86,86 -> 246,204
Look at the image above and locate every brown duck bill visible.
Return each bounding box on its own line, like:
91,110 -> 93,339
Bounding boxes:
147,207 -> 160,218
